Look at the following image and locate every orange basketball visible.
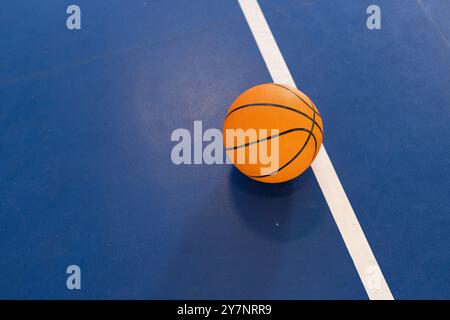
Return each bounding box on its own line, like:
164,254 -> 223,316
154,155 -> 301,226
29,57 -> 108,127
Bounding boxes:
223,83 -> 323,183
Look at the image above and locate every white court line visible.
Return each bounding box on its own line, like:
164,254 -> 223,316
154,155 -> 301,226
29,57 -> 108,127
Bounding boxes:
238,0 -> 394,300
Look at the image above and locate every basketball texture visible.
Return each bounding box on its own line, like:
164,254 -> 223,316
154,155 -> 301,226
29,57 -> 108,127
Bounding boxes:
223,83 -> 323,183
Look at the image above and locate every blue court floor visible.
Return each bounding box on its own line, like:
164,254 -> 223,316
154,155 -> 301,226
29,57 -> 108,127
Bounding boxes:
0,0 -> 449,299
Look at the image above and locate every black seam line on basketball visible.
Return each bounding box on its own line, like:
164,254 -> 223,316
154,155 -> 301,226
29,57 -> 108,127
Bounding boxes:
272,84 -> 324,144
274,83 -> 321,117
309,99 -> 318,159
253,90 -> 318,178
271,83 -> 320,117
225,128 -> 312,151
249,131 -> 318,178
224,103 -> 323,135
249,132 -> 317,178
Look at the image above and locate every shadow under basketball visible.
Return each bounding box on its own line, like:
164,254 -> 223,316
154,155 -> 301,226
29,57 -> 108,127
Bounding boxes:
228,167 -> 322,242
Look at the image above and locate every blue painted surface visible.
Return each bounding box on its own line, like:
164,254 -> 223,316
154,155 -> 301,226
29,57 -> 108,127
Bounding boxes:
260,0 -> 450,299
0,0 -> 366,299
0,0 -> 448,299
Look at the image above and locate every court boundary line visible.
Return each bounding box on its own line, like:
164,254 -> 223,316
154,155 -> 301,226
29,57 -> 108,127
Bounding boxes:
238,0 -> 394,300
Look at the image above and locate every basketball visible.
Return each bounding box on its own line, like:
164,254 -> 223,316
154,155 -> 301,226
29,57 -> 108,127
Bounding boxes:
223,83 -> 323,183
